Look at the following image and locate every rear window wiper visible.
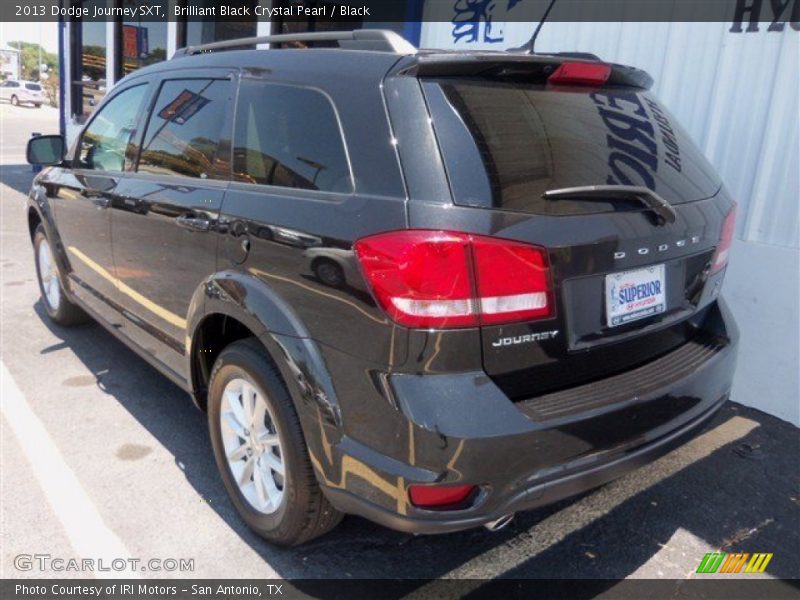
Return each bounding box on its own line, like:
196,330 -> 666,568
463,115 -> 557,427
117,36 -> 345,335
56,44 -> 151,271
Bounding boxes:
542,185 -> 677,225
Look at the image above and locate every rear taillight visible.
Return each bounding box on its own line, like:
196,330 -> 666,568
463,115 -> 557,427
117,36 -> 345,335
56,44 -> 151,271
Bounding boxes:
471,236 -> 551,325
548,62 -> 611,86
354,230 -> 553,329
711,205 -> 737,273
408,484 -> 477,509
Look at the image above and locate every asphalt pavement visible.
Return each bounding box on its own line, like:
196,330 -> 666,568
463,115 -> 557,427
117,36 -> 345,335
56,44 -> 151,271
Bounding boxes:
1,102 -> 798,585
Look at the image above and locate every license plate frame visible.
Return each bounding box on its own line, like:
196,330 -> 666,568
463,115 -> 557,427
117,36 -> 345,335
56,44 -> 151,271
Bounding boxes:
605,264 -> 667,327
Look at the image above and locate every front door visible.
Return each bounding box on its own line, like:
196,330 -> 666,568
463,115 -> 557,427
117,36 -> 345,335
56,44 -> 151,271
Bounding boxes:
110,74 -> 234,378
53,83 -> 150,325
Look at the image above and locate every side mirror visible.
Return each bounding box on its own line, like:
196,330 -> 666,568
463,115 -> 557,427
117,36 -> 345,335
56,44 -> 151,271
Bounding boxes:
27,134 -> 65,166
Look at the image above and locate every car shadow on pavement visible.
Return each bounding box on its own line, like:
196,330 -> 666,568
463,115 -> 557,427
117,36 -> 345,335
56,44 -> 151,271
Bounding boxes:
33,301 -> 800,583
1,164 -> 37,196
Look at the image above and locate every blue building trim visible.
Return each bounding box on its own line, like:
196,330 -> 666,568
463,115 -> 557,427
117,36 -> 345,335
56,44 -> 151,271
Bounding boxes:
402,0 -> 424,46
58,19 -> 65,138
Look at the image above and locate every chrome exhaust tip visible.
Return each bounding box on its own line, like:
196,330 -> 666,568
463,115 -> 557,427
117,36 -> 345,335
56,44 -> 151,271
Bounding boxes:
484,514 -> 514,532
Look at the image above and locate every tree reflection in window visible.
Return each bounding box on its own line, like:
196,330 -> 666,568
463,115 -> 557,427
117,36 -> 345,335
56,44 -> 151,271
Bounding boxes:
138,79 -> 229,180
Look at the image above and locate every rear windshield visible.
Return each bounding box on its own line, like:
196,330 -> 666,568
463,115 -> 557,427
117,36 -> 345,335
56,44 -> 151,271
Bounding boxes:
423,79 -> 720,215
25,83 -> 42,91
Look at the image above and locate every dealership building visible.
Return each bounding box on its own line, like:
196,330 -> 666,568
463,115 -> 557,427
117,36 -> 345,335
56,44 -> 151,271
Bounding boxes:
58,1 -> 425,138
56,5 -> 798,425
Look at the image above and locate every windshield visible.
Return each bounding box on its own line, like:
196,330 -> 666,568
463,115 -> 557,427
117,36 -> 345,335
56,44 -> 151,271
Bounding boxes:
423,79 -> 720,215
25,83 -> 42,91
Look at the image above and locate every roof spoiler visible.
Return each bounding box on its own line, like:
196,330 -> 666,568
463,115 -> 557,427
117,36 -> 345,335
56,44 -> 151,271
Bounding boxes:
396,54 -> 654,89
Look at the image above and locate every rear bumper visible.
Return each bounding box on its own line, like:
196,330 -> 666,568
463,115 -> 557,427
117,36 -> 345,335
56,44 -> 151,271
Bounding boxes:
324,392 -> 728,534
321,298 -> 739,534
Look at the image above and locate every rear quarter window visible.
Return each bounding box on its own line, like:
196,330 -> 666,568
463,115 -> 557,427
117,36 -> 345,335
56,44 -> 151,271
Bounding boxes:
232,80 -> 352,194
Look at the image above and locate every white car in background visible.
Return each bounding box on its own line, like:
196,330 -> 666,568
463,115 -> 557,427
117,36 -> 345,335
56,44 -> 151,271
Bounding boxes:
0,80 -> 45,107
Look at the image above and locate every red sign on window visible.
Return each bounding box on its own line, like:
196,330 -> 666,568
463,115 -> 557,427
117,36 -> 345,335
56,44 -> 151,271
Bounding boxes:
123,25 -> 139,60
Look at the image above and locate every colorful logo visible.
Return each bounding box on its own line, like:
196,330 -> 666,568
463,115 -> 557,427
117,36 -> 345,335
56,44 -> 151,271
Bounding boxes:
451,0 -> 526,44
696,552 -> 773,574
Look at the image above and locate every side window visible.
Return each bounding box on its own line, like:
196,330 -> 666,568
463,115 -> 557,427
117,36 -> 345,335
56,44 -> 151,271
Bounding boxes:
233,80 -> 352,193
77,84 -> 148,172
138,79 -> 229,179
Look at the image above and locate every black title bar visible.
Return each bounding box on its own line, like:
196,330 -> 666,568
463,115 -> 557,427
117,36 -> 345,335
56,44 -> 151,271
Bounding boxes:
4,0 -> 800,24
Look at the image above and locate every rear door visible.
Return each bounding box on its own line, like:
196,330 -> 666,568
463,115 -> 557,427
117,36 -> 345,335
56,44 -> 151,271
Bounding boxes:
110,71 -> 234,377
420,76 -> 735,399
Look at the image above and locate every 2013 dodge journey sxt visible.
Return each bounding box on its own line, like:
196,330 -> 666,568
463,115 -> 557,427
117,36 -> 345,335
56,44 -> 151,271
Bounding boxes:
26,30 -> 738,545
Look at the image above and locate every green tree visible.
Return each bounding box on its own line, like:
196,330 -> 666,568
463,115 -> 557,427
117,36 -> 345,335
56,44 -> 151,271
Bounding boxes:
8,41 -> 58,81
8,41 -> 60,106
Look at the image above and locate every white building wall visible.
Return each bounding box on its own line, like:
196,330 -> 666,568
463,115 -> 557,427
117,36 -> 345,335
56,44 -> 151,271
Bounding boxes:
0,47 -> 20,80
422,21 -> 800,424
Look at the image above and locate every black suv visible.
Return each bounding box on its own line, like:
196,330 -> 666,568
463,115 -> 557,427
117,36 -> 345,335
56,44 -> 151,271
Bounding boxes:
26,30 -> 738,545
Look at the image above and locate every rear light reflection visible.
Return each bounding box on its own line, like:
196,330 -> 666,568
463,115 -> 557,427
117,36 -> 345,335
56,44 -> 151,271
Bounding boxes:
408,484 -> 477,509
354,230 -> 554,329
711,204 -> 737,273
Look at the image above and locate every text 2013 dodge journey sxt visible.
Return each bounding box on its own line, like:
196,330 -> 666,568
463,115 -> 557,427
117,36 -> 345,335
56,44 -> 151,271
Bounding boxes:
26,30 -> 738,545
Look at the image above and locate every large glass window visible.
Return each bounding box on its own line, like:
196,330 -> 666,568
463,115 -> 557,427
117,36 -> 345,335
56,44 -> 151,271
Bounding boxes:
76,84 -> 148,172
272,1 -> 362,43
121,1 -> 168,76
138,79 -> 229,179
270,1 -> 406,46
182,0 -> 256,47
233,81 -> 351,193
73,0 -> 108,120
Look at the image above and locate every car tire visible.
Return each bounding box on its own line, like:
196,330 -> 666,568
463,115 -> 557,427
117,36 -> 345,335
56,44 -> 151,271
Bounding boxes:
10,95 -> 18,106
313,259 -> 345,288
33,224 -> 89,326
208,338 -> 343,546
34,103 -> 41,108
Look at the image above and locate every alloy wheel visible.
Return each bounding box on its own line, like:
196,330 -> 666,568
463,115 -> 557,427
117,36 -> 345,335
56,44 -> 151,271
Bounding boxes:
38,238 -> 61,311
220,377 -> 285,514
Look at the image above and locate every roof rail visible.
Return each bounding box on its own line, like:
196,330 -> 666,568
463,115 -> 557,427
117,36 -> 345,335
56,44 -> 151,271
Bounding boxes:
172,29 -> 416,58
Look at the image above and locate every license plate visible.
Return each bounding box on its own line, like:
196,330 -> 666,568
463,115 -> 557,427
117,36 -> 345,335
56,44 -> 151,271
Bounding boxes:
605,264 -> 666,327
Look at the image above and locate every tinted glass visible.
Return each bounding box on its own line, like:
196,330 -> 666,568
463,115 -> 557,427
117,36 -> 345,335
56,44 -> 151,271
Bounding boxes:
77,84 -> 148,172
425,80 -> 720,215
25,83 -> 42,91
233,81 -> 351,193
138,79 -> 229,179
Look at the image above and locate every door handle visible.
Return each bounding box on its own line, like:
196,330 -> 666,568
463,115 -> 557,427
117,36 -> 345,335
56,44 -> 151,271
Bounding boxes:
92,196 -> 111,209
176,214 -> 213,232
